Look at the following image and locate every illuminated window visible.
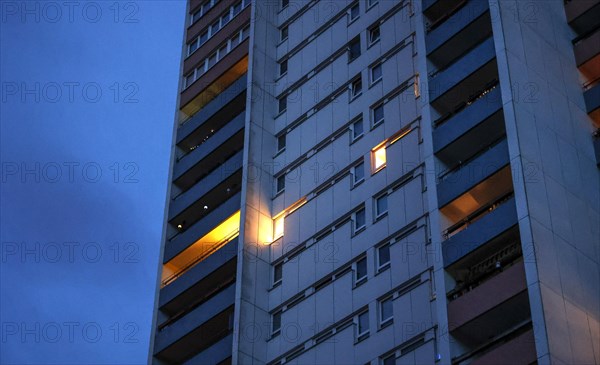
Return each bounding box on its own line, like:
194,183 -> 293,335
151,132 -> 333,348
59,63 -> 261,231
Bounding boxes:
372,144 -> 387,173
273,215 -> 285,240
355,311 -> 369,341
377,243 -> 390,271
414,74 -> 420,98
355,257 -> 367,284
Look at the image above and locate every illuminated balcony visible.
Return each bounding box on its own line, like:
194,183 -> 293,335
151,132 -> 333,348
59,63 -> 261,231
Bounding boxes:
163,211 -> 240,287
437,139 -> 509,208
426,0 -> 491,70
166,192 -> 241,262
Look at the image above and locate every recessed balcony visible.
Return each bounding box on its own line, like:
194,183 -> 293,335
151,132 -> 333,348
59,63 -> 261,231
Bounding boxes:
423,0 -> 466,28
426,0 -> 491,70
429,37 -> 498,116
173,112 -> 245,190
564,0 -> 600,36
183,333 -> 233,365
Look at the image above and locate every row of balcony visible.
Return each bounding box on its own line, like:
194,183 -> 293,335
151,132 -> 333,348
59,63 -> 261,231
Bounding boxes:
423,1 -> 534,363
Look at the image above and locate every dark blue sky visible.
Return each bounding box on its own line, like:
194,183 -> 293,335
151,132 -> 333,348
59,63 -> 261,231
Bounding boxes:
1,2 -> 186,363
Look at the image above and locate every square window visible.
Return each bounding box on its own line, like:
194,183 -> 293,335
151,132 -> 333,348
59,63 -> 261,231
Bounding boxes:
273,262 -> 283,285
278,96 -> 287,113
349,3 -> 359,22
281,26 -> 288,41
356,311 -> 369,340
352,119 -> 364,141
354,208 -> 366,233
377,244 -> 390,270
272,311 -> 282,335
372,103 -> 384,126
276,175 -> 285,194
370,63 -> 382,84
382,354 -> 396,365
355,257 -> 367,283
380,297 -> 393,325
279,59 -> 288,76
375,195 -> 388,218
348,37 -> 361,62
372,144 -> 386,173
277,134 -> 286,152
353,162 -> 365,186
369,26 -> 380,45
351,77 -> 362,99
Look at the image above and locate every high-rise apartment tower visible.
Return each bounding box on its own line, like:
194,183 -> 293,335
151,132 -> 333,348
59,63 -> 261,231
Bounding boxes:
149,0 -> 600,364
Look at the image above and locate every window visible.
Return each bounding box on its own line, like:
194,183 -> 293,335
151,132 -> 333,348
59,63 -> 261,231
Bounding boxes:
281,26 -> 288,41
199,31 -> 208,46
276,175 -> 285,194
355,311 -> 369,341
277,134 -> 286,152
349,2 -> 359,22
221,11 -> 230,24
352,119 -> 364,141
278,96 -> 287,113
273,262 -> 283,285
233,2 -> 242,16
370,63 -> 382,84
279,59 -> 288,76
354,208 -> 366,233
272,311 -> 282,335
379,297 -> 393,325
211,20 -> 220,34
355,257 -> 367,284
242,25 -> 250,39
348,37 -> 361,62
273,215 -> 284,240
353,162 -> 365,186
189,40 -> 199,55
350,77 -> 362,99
375,195 -> 388,218
208,52 -> 218,68
185,73 -> 195,88
382,354 -> 396,365
372,144 -> 387,173
372,103 -> 384,126
377,244 -> 390,270
281,0 -> 289,10
414,73 -> 420,98
368,25 -> 380,46
367,0 -> 379,9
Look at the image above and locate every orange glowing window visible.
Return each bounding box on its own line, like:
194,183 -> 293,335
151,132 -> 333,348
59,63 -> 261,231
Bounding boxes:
372,144 -> 387,173
273,215 -> 285,240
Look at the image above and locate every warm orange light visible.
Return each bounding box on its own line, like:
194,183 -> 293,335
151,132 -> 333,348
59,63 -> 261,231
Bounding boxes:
373,145 -> 387,172
273,215 -> 285,241
162,211 -> 240,287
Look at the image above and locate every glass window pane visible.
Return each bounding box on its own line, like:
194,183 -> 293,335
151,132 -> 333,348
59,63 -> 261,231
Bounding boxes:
373,145 -> 386,171
378,244 -> 390,267
381,298 -> 393,322
353,120 -> 363,140
354,162 -> 364,184
376,195 -> 388,216
350,4 -> 359,20
358,312 -> 369,334
274,263 -> 282,283
356,257 -> 367,281
371,64 -> 382,82
373,104 -> 384,124
355,209 -> 365,230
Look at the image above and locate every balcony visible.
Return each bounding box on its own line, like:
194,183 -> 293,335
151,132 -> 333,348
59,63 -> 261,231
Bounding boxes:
183,333 -> 233,365
433,85 -> 503,155
170,150 -> 243,221
437,139 -> 509,208
447,261 -> 530,343
426,0 -> 491,70
468,327 -> 536,365
160,238 -> 238,311
423,0 -> 466,27
166,191 -> 241,262
177,74 -> 247,147
574,29 -> 600,70
155,284 -> 235,352
564,0 -> 600,35
442,194 -> 518,268
155,301 -> 234,363
429,37 -> 497,116
174,112 -> 245,190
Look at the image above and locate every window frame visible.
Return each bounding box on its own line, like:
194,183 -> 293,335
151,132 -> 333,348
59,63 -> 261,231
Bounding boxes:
371,103 -> 384,127
370,63 -> 383,85
278,96 -> 287,114
348,2 -> 360,24
348,37 -> 361,62
367,0 -> 379,10
280,25 -> 289,41
377,243 -> 391,271
368,25 -> 381,47
351,118 -> 364,142
355,311 -> 370,342
277,134 -> 286,153
350,76 -> 362,100
371,143 -> 387,174
352,161 -> 365,187
354,256 -> 368,285
276,175 -> 285,194
353,208 -> 366,234
375,194 -> 388,219
273,262 -> 283,286
272,311 -> 282,336
379,296 -> 393,326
